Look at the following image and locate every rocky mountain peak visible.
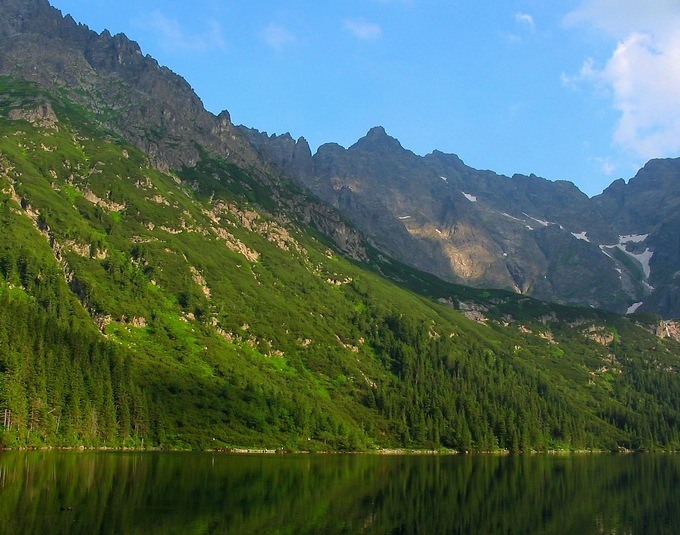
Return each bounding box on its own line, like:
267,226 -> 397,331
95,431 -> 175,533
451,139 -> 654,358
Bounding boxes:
424,149 -> 467,170
629,158 -> 680,189
237,127 -> 314,180
350,126 -> 405,155
294,135 -> 312,157
216,109 -> 231,125
0,0 -> 265,172
602,178 -> 626,193
595,158 -> 680,229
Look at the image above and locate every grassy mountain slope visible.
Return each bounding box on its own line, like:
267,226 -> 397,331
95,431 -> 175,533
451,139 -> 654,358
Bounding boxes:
1,77 -> 679,451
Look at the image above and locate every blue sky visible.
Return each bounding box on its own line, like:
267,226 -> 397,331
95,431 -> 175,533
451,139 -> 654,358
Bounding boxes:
48,0 -> 680,196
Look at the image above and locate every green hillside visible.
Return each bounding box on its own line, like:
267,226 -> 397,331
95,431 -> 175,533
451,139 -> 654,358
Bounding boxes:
1,77 -> 679,451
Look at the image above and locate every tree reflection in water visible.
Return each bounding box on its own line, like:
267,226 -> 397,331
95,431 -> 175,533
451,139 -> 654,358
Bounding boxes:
0,452 -> 678,534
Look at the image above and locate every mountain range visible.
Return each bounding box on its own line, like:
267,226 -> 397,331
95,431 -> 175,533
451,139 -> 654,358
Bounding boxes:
3,0 -> 679,319
242,126 -> 680,319
0,0 -> 678,452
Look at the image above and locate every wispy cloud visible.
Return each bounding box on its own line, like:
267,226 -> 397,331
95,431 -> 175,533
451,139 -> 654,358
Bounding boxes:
259,23 -> 297,52
560,57 -> 598,87
343,18 -> 382,41
503,12 -> 536,44
515,13 -> 536,33
594,156 -> 617,175
134,11 -> 227,52
564,0 -> 680,37
565,0 -> 680,158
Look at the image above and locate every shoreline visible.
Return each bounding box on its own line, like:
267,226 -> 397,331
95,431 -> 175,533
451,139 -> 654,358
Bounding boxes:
1,445 -> 672,455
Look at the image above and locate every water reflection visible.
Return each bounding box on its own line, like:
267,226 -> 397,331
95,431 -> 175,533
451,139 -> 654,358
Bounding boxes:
0,452 -> 678,534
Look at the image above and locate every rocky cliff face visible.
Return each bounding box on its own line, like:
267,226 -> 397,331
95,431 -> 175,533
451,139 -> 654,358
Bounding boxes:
593,159 -> 680,318
246,126 -> 680,318
0,0 -> 260,171
239,127 -> 315,181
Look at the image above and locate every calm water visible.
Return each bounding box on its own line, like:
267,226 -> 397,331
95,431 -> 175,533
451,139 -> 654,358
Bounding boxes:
1,451 -> 679,534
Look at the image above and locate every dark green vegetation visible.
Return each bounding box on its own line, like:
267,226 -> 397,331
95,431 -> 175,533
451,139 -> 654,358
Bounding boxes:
3,452 -> 680,534
1,78 -> 680,451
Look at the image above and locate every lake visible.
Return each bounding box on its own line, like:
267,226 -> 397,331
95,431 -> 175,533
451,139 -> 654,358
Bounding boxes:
1,451 -> 678,534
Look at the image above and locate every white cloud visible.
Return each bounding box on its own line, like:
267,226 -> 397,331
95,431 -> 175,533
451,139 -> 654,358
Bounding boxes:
565,1 -> 680,158
135,11 -> 227,52
343,18 -> 382,41
564,0 -> 680,37
560,57 -> 599,88
515,13 -> 536,33
594,156 -> 617,175
503,12 -> 535,44
259,23 -> 297,51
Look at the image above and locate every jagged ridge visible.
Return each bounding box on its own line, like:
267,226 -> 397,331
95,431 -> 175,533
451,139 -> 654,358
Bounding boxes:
243,125 -> 680,318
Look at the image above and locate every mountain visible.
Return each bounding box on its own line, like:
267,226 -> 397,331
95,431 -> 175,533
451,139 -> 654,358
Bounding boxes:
243,126 -> 680,318
0,0 -> 259,171
0,0 -> 679,452
594,159 -> 680,317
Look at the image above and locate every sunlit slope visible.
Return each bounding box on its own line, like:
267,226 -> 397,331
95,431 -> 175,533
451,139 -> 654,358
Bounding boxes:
1,78 -> 679,451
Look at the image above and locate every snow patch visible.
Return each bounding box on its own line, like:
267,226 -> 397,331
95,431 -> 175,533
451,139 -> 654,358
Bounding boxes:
435,229 -> 442,235
523,213 -> 551,227
616,245 -> 653,278
526,225 -> 534,231
619,233 -> 648,244
602,242 -> 654,282
501,212 -> 524,222
462,192 -> 477,202
398,215 -> 411,220
571,231 -> 589,242
439,176 -> 448,182
607,233 -> 654,281
599,245 -> 615,259
626,302 -> 643,314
